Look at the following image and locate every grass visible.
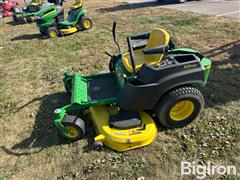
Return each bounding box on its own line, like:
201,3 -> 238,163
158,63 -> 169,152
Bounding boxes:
0,0 -> 240,179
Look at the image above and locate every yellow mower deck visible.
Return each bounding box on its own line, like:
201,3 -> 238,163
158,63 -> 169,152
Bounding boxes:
89,106 -> 157,152
60,27 -> 78,35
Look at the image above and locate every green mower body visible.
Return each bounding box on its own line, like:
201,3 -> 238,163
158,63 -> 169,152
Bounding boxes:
12,1 -> 44,23
55,48 -> 211,135
35,4 -> 92,37
54,23 -> 211,151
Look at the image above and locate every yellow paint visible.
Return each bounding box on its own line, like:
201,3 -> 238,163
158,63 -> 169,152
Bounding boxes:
64,126 -> 79,138
89,106 -> 157,152
60,27 -> 78,35
30,2 -> 41,6
49,30 -> 57,38
83,19 -> 92,29
42,10 -> 57,18
32,0 -> 44,4
170,100 -> 194,121
122,28 -> 170,73
70,0 -> 83,9
122,74 -> 127,78
204,64 -> 211,70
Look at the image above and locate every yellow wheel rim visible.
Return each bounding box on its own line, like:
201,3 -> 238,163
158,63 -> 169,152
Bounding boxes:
83,19 -> 91,29
170,100 -> 194,121
64,126 -> 78,138
49,30 -> 57,38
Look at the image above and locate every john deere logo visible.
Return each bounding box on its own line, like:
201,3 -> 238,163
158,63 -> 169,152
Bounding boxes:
184,64 -> 198,69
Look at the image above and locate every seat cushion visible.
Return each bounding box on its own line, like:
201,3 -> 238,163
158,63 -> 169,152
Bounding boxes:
122,50 -> 161,72
122,28 -> 170,73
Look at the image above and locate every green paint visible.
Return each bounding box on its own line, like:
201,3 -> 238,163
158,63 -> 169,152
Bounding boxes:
36,6 -> 87,30
55,49 -> 212,135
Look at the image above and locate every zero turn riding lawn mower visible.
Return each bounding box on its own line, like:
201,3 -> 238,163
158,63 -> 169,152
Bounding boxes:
0,0 -> 19,18
35,0 -> 92,38
53,22 -> 211,151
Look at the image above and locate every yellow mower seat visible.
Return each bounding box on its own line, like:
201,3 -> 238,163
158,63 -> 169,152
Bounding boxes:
30,0 -> 43,6
122,28 -> 170,73
70,0 -> 83,9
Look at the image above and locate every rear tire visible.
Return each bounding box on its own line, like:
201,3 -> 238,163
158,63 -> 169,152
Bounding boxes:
12,7 -> 21,22
155,86 -> 204,128
40,28 -> 47,35
60,115 -> 85,141
22,17 -> 27,23
79,17 -> 93,30
12,15 -> 18,22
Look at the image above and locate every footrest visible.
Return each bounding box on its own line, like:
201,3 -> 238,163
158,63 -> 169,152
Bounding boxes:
109,111 -> 141,129
71,74 -> 88,104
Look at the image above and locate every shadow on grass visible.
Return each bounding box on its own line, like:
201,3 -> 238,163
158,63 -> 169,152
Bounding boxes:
0,93 -> 71,156
0,92 -> 96,156
97,0 -> 200,13
1,40 -> 239,156
7,21 -> 27,26
202,40 -> 240,108
11,33 -> 47,41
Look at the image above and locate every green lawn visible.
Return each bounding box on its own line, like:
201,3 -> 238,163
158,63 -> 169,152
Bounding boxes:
0,0 -> 239,179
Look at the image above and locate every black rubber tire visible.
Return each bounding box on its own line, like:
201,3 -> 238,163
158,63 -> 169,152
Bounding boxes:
26,17 -> 34,23
93,141 -> 103,151
79,17 -> 93,30
22,17 -> 27,24
47,27 -> 59,38
12,15 -> 18,22
39,28 -> 47,35
12,7 -> 21,22
155,86 -> 204,128
60,115 -> 85,141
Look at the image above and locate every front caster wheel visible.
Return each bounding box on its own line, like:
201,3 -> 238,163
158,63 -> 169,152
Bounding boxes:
93,141 -> 103,151
155,86 -> 204,128
59,115 -> 85,141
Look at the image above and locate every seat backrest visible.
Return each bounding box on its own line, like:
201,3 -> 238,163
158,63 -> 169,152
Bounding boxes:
70,0 -> 83,9
144,28 -> 170,62
31,0 -> 44,5
122,28 -> 170,73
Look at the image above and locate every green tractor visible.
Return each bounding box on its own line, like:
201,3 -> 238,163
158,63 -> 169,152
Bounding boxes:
35,0 -> 92,38
12,0 -> 46,23
53,22 -> 211,151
